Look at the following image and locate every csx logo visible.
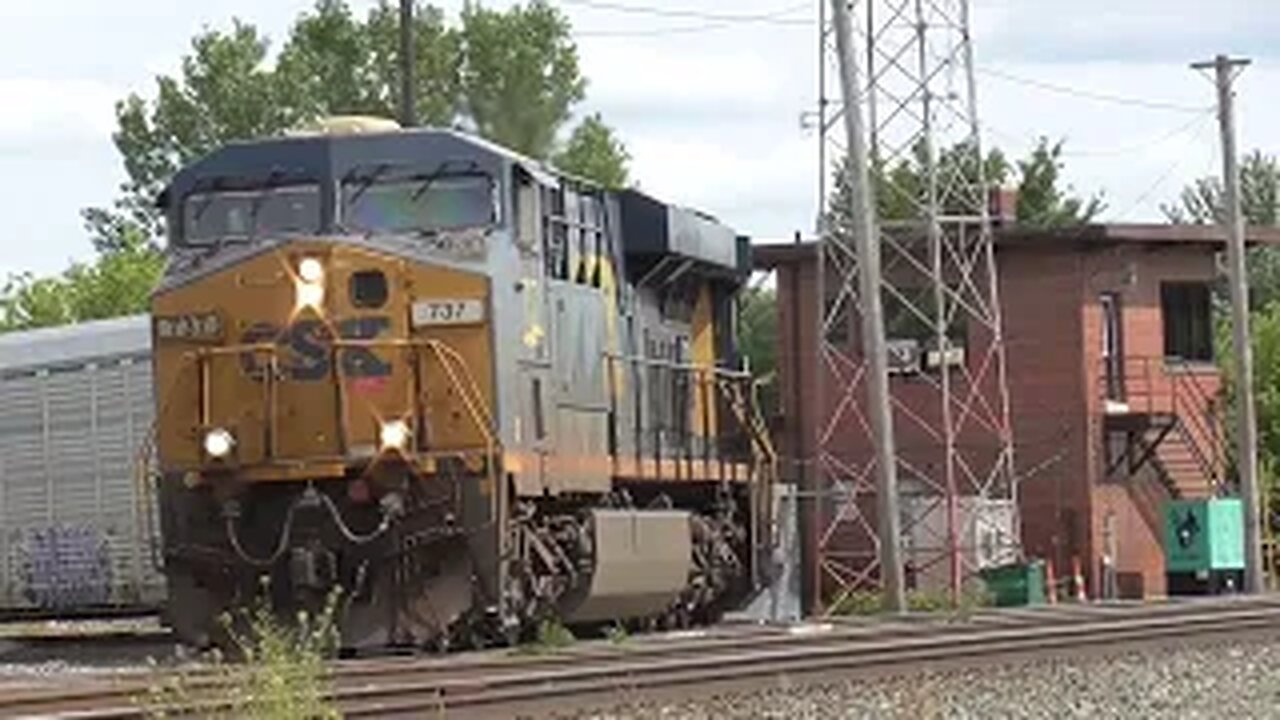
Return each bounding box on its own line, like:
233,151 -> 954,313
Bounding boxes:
239,316 -> 391,381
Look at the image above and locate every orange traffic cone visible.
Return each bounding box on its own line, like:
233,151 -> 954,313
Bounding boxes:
1045,560 -> 1058,604
1071,556 -> 1087,602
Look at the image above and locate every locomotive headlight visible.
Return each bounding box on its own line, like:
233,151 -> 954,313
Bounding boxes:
379,419 -> 410,451
203,427 -> 235,459
298,257 -> 324,284
295,281 -> 325,310
295,257 -> 325,310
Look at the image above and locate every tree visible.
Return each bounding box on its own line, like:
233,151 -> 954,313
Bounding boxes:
0,226 -> 164,331
870,140 -> 1010,223
553,113 -> 630,188
7,0 -> 632,334
738,284 -> 779,419
1217,300 -> 1280,534
1163,150 -> 1280,309
826,137 -> 1099,239
112,21 -> 292,239
276,0 -> 460,126
826,139 -> 1006,240
458,0 -> 584,158
1015,137 -> 1104,228
1173,153 -> 1280,538
1163,150 -> 1279,227
94,0 -> 612,247
739,286 -> 777,380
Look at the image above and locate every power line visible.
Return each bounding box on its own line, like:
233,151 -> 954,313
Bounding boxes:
1059,110 -> 1212,158
1112,111 -> 1216,221
573,0 -> 811,36
978,109 -> 1212,160
977,65 -> 1210,114
562,0 -> 810,23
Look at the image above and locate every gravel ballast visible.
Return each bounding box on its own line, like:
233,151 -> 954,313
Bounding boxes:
578,639 -> 1280,719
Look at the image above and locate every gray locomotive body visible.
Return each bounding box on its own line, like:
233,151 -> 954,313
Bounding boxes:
0,119 -> 775,647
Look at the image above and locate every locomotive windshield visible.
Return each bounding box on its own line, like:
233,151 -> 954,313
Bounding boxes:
182,184 -> 321,245
340,173 -> 496,234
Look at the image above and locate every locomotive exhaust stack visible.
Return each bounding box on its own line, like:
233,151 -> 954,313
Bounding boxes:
148,117 -> 775,650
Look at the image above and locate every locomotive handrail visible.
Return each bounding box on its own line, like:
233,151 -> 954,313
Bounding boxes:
415,338 -> 499,445
604,351 -> 761,485
322,337 -> 497,442
603,351 -> 753,380
188,336 -> 499,466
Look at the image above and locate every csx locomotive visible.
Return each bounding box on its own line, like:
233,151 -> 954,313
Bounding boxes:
150,116 -> 774,649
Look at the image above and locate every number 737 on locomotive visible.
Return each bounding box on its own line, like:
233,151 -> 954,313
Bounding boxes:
149,116 -> 776,649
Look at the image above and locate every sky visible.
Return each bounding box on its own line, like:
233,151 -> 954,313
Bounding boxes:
1,0 -> 1278,277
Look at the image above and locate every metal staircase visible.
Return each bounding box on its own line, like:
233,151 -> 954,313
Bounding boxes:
1103,357 -> 1226,500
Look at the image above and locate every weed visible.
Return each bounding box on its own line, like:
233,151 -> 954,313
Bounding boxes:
604,622 -> 630,646
137,586 -> 341,719
827,588 -> 992,617
827,591 -> 884,616
513,618 -> 576,655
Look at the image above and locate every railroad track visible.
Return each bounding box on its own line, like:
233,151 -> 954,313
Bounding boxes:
6,596 -> 1280,719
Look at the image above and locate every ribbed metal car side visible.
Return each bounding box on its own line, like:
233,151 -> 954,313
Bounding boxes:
0,315 -> 164,614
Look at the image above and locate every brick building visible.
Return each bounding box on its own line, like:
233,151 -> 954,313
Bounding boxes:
756,224 -> 1280,604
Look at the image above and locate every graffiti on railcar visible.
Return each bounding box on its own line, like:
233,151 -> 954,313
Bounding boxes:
16,525 -> 113,608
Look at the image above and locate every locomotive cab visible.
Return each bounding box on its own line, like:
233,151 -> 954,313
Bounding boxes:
151,118 -> 773,649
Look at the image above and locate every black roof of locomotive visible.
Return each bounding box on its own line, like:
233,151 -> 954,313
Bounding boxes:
156,126 -> 541,210
156,125 -> 750,276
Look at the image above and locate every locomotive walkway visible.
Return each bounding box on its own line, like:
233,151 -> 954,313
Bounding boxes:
4,596 -> 1280,718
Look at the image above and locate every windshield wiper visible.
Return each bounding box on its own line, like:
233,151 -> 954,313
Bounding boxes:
345,163 -> 393,206
248,169 -> 287,239
410,161 -> 481,201
409,165 -> 449,202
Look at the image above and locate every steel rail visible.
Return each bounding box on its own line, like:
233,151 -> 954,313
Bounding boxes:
337,601 -> 1280,718
7,597 -> 1280,719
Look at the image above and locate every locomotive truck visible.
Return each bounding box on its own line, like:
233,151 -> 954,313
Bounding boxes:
149,117 -> 775,648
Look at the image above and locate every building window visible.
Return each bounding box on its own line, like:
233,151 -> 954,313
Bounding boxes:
1161,282 -> 1213,362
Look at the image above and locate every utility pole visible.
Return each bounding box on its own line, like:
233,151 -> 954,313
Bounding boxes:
398,0 -> 416,127
828,0 -> 906,612
1193,54 -> 1263,593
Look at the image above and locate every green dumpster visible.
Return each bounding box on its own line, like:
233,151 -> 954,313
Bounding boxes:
980,560 -> 1046,607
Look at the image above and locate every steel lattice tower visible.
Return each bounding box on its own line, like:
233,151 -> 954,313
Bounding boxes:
812,0 -> 1018,608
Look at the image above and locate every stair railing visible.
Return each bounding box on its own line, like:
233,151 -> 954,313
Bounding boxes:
1167,360 -> 1227,495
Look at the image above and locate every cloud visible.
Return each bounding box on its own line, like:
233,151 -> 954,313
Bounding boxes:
0,77 -> 119,145
970,57 -> 1280,221
2,0 -> 1278,277
625,131 -> 815,239
977,0 -> 1280,64
581,42 -> 793,117
571,17 -> 816,239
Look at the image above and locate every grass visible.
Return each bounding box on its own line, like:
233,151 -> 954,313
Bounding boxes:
827,588 -> 993,617
512,618 -> 577,656
604,622 -> 630,646
137,588 -> 341,719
